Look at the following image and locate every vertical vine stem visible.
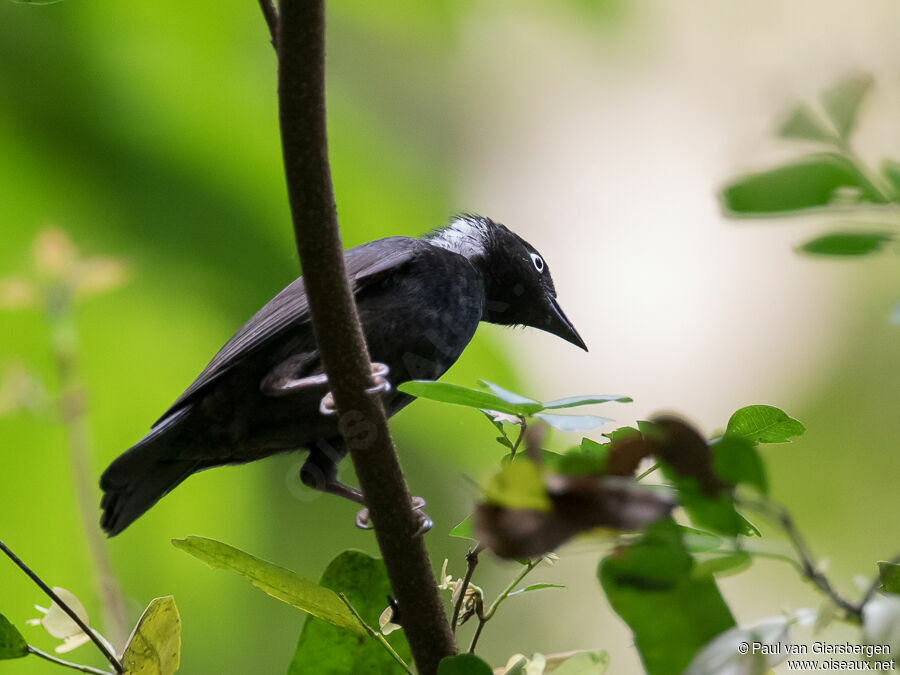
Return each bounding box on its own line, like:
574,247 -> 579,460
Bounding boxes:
47,286 -> 129,650
273,1 -> 455,672
0,538 -> 124,673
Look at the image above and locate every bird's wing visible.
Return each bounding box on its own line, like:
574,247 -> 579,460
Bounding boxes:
152,236 -> 429,426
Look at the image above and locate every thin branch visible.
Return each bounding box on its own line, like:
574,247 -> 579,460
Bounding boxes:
338,593 -> 412,674
27,646 -> 113,675
468,558 -> 541,654
451,543 -> 484,634
739,498 -> 862,622
636,461 -> 659,481
509,421 -> 526,460
275,1 -> 455,672
0,539 -> 123,673
468,619 -> 487,656
256,0 -> 278,48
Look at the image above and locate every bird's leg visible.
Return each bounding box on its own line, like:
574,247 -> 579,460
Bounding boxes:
355,495 -> 433,535
300,451 -> 432,534
318,362 -> 391,416
260,354 -> 325,396
300,451 -> 365,502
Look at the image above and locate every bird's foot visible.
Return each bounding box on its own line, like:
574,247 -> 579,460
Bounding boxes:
319,362 -> 392,416
355,496 -> 433,536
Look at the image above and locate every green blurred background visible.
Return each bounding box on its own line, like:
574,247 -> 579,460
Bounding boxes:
1,1 -> 898,673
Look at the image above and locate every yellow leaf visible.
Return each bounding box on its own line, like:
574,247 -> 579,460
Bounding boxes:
122,597 -> 181,675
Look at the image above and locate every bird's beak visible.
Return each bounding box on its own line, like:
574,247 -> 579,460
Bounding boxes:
545,296 -> 588,351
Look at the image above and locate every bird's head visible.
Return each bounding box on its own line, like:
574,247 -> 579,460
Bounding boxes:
427,214 -> 588,351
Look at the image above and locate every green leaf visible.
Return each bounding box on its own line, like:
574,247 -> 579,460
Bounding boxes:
437,654 -> 493,675
549,650 -> 610,674
504,449 -> 563,468
479,380 -> 540,406
680,527 -> 725,553
636,419 -> 662,439
290,551 -> 411,675
738,513 -> 761,537
602,426 -> 641,443
881,159 -> 900,199
777,104 -> 835,143
535,412 -> 612,432
508,583 -> 567,596
599,519 -> 736,675
691,552 -> 752,579
712,435 -> 768,494
556,438 -> 609,476
799,231 -> 894,256
678,485 -> 755,537
720,154 -> 886,216
0,613 -> 28,660
484,460 -> 551,511
172,536 -> 362,634
121,597 -> 181,675
398,381 -> 541,415
725,405 -> 805,443
449,515 -> 474,540
541,394 -> 632,409
821,75 -> 873,140
879,561 -> 900,595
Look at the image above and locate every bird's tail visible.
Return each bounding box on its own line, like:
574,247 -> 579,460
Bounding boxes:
100,409 -> 201,536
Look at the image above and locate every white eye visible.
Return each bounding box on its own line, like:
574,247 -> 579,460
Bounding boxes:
530,252 -> 545,273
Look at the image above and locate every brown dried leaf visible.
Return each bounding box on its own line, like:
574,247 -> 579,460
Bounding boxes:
652,417 -> 725,495
475,475 -> 674,559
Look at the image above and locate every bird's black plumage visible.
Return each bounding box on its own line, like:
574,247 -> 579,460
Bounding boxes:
99,215 -> 586,535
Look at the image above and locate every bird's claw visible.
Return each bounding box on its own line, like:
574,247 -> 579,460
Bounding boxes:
355,507 -> 373,530
319,362 -> 392,416
354,496 -> 432,536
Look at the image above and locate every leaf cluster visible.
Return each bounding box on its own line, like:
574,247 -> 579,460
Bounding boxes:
720,75 -> 899,272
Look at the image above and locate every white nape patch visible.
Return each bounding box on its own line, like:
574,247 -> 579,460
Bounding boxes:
427,215 -> 489,260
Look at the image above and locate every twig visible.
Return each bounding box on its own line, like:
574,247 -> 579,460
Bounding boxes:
338,593 -> 412,674
468,617 -> 487,656
0,539 -> 123,673
738,498 -> 862,622
509,418 -> 527,460
451,543 -> 484,634
636,461 -> 659,481
256,0 -> 278,48
275,2 -> 455,671
27,646 -> 113,675
468,558 -> 541,654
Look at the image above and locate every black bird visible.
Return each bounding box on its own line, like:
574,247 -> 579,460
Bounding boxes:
99,215 -> 587,536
